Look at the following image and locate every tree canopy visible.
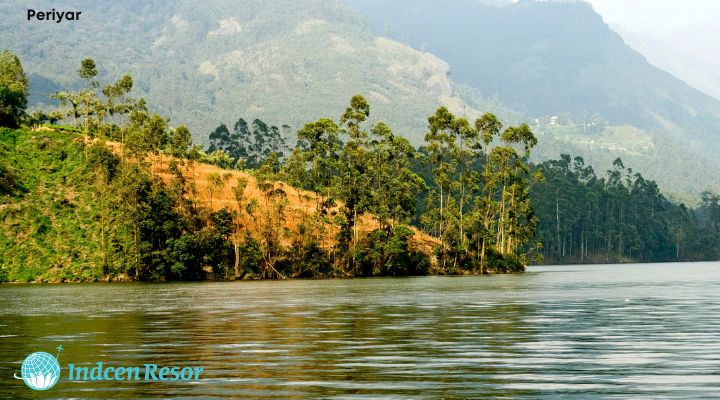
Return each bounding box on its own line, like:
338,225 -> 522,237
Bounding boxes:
0,50 -> 28,128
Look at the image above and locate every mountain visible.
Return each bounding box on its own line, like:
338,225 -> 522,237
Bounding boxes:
349,0 -> 720,198
613,24 -> 720,102
351,0 -> 720,128
1,0 -> 500,146
3,0 -> 720,197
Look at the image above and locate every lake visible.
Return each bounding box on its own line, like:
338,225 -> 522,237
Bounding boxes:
1,262 -> 720,398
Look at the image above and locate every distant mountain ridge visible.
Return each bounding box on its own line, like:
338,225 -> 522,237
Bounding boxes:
613,24 -> 720,102
352,0 -> 720,128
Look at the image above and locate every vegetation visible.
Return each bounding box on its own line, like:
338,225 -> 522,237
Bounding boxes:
0,0 -> 468,147
533,155 -> 720,263
207,118 -> 289,169
2,52 -> 720,282
4,0 -> 720,197
0,50 -> 28,128
0,55 -> 537,281
353,0 -> 720,196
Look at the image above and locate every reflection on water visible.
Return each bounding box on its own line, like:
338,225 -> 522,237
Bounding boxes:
1,262 -> 720,398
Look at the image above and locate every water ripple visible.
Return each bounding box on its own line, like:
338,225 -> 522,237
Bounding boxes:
1,262 -> 720,398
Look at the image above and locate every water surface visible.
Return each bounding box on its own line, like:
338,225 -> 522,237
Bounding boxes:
1,262 -> 719,398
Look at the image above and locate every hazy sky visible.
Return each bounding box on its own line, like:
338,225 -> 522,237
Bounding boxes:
586,0 -> 720,65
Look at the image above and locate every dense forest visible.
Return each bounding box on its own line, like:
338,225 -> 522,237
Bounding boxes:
533,156 -> 720,264
1,52 -> 719,282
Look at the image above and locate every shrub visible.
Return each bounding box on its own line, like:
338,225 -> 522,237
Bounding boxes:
355,225 -> 430,277
485,248 -> 525,273
279,240 -> 332,278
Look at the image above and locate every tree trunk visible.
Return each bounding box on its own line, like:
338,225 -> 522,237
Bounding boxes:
556,192 -> 560,260
499,184 -> 506,255
134,226 -> 141,280
460,181 -> 464,247
233,240 -> 240,278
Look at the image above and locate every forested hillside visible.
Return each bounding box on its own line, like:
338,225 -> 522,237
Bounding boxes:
533,155 -> 720,264
3,50 -> 720,282
0,53 -> 537,281
0,0 -> 502,147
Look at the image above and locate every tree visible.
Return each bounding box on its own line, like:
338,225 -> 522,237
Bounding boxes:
336,94 -> 373,274
78,58 -> 98,88
25,110 -> 53,130
208,117 -> 288,169
50,91 -> 80,127
206,172 -> 224,208
700,191 -> 720,236
124,109 -> 168,163
75,59 -> 101,135
422,107 -> 460,267
208,123 -> 232,155
0,50 -> 28,128
108,164 -> 152,279
366,122 -> 426,232
144,113 -> 169,155
230,177 -> 249,277
294,117 -> 342,211
206,149 -> 233,169
481,123 -> 541,264
255,155 -> 289,279
103,75 -> 133,117
85,143 -> 121,272
102,74 -> 134,140
167,125 -> 192,159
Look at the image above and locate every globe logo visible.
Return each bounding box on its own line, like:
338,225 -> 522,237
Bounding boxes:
14,348 -> 62,391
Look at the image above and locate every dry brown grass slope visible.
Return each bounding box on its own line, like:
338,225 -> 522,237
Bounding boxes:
99,138 -> 440,257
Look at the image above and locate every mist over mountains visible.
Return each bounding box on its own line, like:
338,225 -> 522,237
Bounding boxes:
355,0 -> 720,126
3,0 -> 719,197
613,24 -> 720,102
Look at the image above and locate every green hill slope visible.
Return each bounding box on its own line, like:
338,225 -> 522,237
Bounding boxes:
0,128 -> 104,281
1,0 -> 506,146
